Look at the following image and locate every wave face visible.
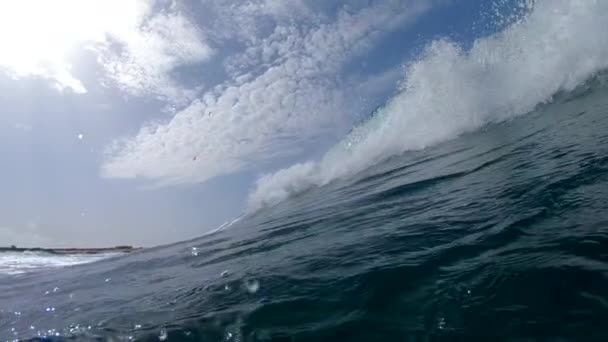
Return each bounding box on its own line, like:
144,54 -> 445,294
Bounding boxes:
248,0 -> 608,210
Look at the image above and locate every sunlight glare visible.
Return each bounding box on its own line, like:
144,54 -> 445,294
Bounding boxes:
0,0 -> 144,91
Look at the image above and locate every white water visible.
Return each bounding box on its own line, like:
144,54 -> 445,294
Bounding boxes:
0,252 -> 116,275
248,0 -> 608,211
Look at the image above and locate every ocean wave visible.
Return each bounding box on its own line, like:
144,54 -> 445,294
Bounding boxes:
248,0 -> 608,211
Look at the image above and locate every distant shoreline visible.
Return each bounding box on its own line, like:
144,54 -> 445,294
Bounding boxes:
0,246 -> 142,255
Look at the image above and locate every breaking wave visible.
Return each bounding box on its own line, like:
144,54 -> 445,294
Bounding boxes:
0,252 -> 116,275
248,0 -> 608,211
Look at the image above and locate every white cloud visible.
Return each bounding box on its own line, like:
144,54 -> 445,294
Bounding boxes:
97,6 -> 214,103
102,1 -> 436,185
0,0 -> 213,98
202,0 -> 315,45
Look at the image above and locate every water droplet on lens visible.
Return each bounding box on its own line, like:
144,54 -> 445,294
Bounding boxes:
244,279 -> 260,294
159,328 -> 168,341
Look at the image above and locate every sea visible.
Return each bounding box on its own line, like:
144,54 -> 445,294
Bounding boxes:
3,1 -> 608,341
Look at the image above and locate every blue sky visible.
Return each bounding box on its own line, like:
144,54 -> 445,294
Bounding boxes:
0,0 -> 519,247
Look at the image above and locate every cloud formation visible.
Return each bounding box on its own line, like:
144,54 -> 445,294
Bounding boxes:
102,1 -> 436,185
96,4 -> 214,102
0,0 -> 212,98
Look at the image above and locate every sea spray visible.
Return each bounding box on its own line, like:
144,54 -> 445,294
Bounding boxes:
248,0 -> 608,211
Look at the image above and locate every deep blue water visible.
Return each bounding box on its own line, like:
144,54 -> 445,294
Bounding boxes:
2,81 -> 608,341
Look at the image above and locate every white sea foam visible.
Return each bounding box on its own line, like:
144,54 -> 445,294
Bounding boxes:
248,0 -> 608,211
0,252 -> 116,275
206,215 -> 244,235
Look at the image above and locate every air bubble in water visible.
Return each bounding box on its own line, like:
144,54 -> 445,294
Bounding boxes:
244,279 -> 260,294
191,247 -> 198,256
221,270 -> 229,277
159,328 -> 168,341
438,317 -> 447,330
